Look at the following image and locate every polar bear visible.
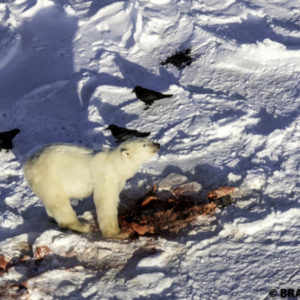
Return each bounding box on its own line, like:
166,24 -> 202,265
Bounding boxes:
24,138 -> 160,239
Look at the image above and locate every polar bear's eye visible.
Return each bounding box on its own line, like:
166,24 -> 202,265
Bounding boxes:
143,144 -> 147,147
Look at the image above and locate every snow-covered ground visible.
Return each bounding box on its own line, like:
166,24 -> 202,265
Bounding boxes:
1,0 -> 300,299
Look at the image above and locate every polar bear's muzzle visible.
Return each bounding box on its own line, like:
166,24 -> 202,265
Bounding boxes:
152,142 -> 160,153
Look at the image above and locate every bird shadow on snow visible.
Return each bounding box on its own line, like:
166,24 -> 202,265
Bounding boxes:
92,100 -> 140,145
112,52 -> 178,91
75,68 -> 130,109
185,84 -> 246,101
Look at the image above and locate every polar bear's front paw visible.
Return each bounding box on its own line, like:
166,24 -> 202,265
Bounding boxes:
77,222 -> 91,233
113,231 -> 130,239
102,230 -> 130,239
59,220 -> 91,233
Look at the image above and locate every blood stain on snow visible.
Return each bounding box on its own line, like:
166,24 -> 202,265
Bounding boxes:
34,245 -> 51,260
0,255 -> 10,271
119,185 -> 222,239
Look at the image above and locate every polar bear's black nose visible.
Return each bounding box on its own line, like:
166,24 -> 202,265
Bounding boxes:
153,142 -> 160,149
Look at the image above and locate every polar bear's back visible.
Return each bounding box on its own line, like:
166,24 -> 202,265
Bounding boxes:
24,144 -> 95,198
39,144 -> 93,155
24,144 -> 93,169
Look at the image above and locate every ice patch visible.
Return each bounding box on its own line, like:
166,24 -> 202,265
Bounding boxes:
227,172 -> 242,183
137,251 -> 170,268
127,272 -> 172,296
240,169 -> 267,191
0,211 -> 23,229
158,173 -> 189,189
156,172 -> 202,199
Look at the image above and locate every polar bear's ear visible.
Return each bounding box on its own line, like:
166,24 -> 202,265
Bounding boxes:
121,148 -> 131,157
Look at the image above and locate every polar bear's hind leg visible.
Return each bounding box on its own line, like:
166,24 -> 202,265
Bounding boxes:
43,195 -> 90,233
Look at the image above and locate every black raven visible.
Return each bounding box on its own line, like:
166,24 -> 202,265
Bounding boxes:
132,86 -> 173,107
106,124 -> 150,142
0,128 -> 20,152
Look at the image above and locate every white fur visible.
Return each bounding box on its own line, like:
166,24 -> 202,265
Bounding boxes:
23,138 -> 159,238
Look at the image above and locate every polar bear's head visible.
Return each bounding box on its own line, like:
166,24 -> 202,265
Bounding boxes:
119,138 -> 160,164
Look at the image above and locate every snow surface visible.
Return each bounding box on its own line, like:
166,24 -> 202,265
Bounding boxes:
0,0 -> 300,299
